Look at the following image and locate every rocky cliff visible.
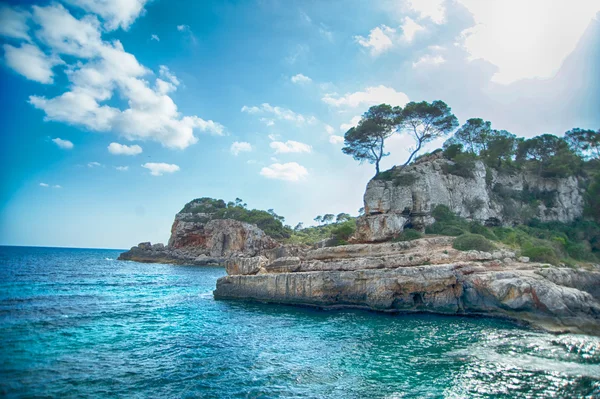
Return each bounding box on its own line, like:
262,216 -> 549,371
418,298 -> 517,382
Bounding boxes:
356,156 -> 586,242
118,208 -> 280,265
214,236 -> 600,335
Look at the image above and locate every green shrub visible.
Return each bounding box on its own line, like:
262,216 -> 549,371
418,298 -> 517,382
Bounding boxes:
521,246 -> 559,265
393,229 -> 423,241
453,234 -> 497,252
331,221 -> 355,241
469,222 -> 498,240
440,225 -> 467,236
431,205 -> 455,223
393,173 -> 417,187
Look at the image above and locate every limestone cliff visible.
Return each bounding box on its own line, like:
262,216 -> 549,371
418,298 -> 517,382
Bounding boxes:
214,237 -> 600,335
356,156 -> 586,242
118,208 -> 279,265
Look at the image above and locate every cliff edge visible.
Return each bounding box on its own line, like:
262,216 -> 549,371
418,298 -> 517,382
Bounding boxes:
356,155 -> 586,242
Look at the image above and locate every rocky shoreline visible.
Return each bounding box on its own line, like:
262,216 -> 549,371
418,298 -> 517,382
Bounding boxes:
213,237 -> 600,335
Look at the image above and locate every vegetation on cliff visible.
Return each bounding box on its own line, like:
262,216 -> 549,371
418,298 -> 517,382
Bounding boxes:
427,205 -> 599,266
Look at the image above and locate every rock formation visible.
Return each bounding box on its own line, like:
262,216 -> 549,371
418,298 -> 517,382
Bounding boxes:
214,236 -> 600,335
118,210 -> 279,265
356,158 -> 585,242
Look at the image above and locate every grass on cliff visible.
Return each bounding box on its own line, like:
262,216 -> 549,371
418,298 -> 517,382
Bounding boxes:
428,204 -> 600,266
287,220 -> 356,246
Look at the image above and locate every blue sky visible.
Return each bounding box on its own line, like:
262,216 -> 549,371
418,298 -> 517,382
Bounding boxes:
1,0 -> 599,249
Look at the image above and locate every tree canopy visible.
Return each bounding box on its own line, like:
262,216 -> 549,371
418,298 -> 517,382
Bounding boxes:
396,100 -> 459,169
565,128 -> 599,160
342,104 -> 400,176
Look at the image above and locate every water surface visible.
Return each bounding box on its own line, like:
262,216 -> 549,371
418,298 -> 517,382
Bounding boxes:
1,246 -> 599,398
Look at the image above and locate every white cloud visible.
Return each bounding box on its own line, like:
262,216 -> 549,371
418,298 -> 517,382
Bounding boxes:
0,5 -> 31,41
53,185 -> 62,188
177,24 -> 190,32
260,118 -> 275,126
108,142 -> 142,155
270,140 -> 312,154
325,124 -> 335,135
230,141 -> 253,156
268,134 -> 280,141
88,161 -> 103,167
456,0 -> 600,84
291,73 -> 312,84
260,162 -> 308,181
3,4 -> 223,150
406,0 -> 446,24
340,116 -> 362,132
400,17 -> 424,42
285,44 -> 309,64
3,43 -> 62,84
354,25 -> 395,56
323,85 -> 409,108
241,103 -> 315,126
39,183 -> 49,187
65,0 -> 149,31
52,137 -> 74,149
151,34 -> 159,41
412,54 -> 446,68
115,166 -> 129,171
329,135 -> 344,144
142,162 -> 180,176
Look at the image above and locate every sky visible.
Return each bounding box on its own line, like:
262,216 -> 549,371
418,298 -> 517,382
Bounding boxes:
0,0 -> 599,249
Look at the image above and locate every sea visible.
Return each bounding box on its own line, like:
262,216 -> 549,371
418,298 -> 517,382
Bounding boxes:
1,246 -> 599,398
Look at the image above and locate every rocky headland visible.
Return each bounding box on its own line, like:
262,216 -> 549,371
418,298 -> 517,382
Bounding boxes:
120,157 -> 600,335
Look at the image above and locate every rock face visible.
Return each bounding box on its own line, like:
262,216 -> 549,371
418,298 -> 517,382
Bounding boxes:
214,237 -> 600,335
356,158 -> 586,242
118,212 -> 279,265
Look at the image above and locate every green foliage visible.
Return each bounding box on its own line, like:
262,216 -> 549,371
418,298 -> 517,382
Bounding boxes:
585,173 -> 600,222
445,118 -> 492,155
397,100 -> 459,169
288,218 -> 357,246
469,222 -> 497,240
565,128 -> 599,160
453,234 -> 497,252
329,220 -> 356,246
179,197 -> 292,240
393,229 -> 423,242
516,134 -> 582,178
442,152 -> 477,178
521,246 -> 559,265
342,104 -> 400,176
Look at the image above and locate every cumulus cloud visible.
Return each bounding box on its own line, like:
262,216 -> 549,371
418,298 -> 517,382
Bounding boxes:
325,124 -> 335,135
108,142 -> 142,155
53,185 -> 62,188
177,24 -> 190,32
412,54 -> 446,68
456,0 -> 600,84
406,0 -> 446,24
3,3 -> 223,149
230,141 -> 253,156
0,5 -> 31,41
270,140 -> 312,154
65,0 -> 149,31
323,85 -> 409,108
151,34 -> 159,41
241,103 -> 316,126
260,162 -> 308,181
115,166 -> 129,171
52,137 -> 74,149
329,135 -> 344,144
3,43 -> 62,84
400,17 -> 424,42
340,116 -> 362,132
142,162 -> 180,176
39,182 -> 49,187
354,25 -> 395,56
87,161 -> 103,167
291,73 -> 312,84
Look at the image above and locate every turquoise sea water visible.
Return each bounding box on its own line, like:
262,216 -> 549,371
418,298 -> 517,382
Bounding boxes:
1,246 -> 599,398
